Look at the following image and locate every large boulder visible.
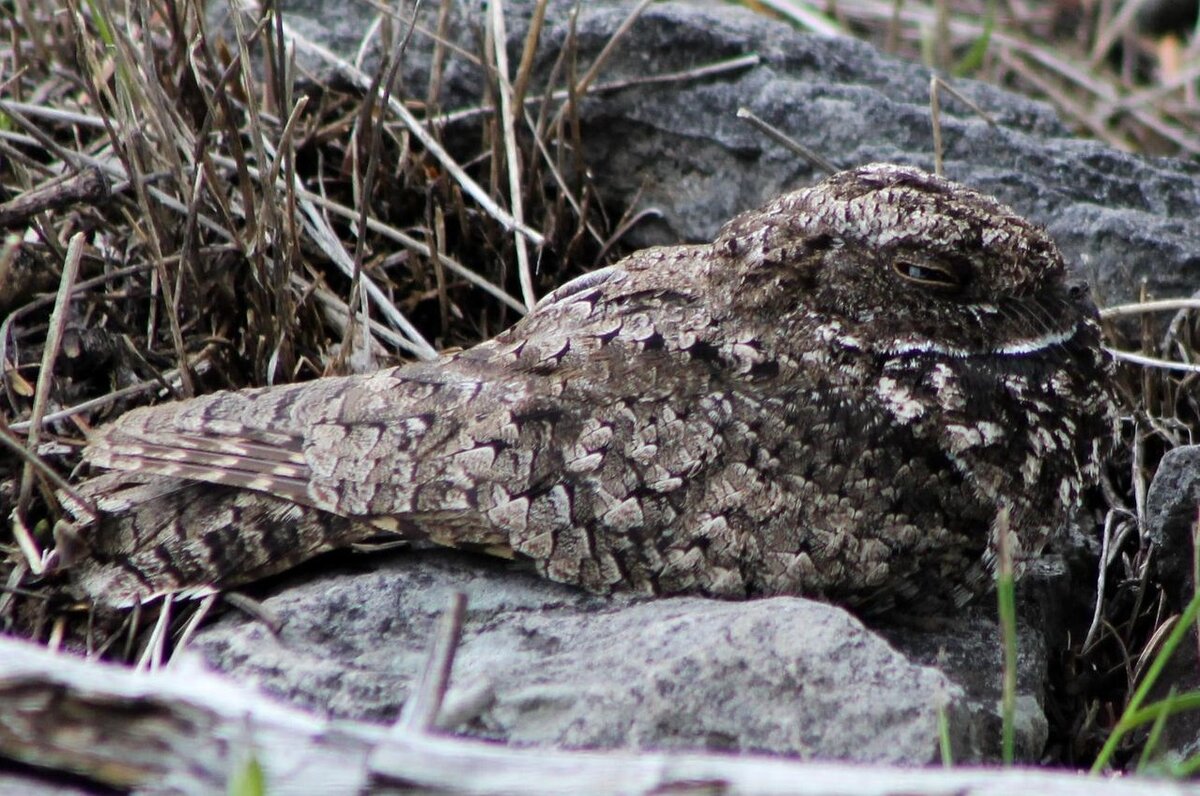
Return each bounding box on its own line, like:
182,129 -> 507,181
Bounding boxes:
192,550 -> 1046,763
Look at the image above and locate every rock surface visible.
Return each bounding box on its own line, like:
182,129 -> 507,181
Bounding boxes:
1141,446 -> 1200,764
193,549 -> 1038,763
1147,445 -> 1200,607
0,774 -> 96,796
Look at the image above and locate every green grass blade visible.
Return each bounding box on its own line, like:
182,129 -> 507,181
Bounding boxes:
938,701 -> 954,767
83,0 -> 116,50
1092,589 -> 1200,772
1136,686 -> 1177,772
997,557 -> 1017,765
227,752 -> 266,796
952,0 -> 995,77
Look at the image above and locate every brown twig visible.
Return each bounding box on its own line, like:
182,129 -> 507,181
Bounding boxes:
279,19 -> 545,246
735,107 -> 838,175
431,53 -> 762,129
0,420 -> 96,521
0,167 -> 110,229
16,232 -> 86,526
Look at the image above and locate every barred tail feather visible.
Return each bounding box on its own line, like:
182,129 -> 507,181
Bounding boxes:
55,475 -> 367,608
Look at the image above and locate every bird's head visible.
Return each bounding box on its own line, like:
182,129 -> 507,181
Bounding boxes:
710,163 -> 1097,359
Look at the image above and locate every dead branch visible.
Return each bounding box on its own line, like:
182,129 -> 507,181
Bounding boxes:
0,167 -> 109,229
0,637 -> 1196,796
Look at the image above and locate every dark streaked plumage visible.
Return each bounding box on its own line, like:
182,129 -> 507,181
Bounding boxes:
54,164 -> 1116,612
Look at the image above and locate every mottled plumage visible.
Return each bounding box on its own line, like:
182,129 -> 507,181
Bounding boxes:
54,164 -> 1115,612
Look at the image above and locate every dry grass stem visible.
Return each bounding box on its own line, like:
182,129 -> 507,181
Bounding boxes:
277,19 -> 545,245
394,591 -> 468,734
1106,348 -> 1200,374
1103,299 -> 1200,318
489,0 -> 537,310
753,0 -> 843,36
169,594 -> 218,665
432,53 -> 761,129
825,0 -> 1200,157
136,594 -> 172,673
735,107 -> 838,175
17,233 -> 86,519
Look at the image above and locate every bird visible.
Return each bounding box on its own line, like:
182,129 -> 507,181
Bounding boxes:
51,163 -> 1116,613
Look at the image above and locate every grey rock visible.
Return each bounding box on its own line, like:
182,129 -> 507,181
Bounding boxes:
1125,446 -> 1200,765
0,773 -> 98,796
1147,445 -> 1200,606
193,550 -> 1043,763
561,4 -> 1200,311
880,606 -> 1050,762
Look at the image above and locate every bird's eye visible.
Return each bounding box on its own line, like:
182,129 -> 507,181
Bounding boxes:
892,257 -> 962,291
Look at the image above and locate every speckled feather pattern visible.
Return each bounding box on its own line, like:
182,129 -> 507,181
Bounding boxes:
55,164 -> 1116,611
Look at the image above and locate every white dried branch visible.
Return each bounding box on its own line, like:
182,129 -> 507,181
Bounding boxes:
0,637 -> 1193,796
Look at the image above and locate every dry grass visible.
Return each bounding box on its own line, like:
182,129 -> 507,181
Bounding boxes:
761,0 -> 1200,158
1,0 -> 1200,774
1071,298 -> 1200,770
0,0 -> 640,660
